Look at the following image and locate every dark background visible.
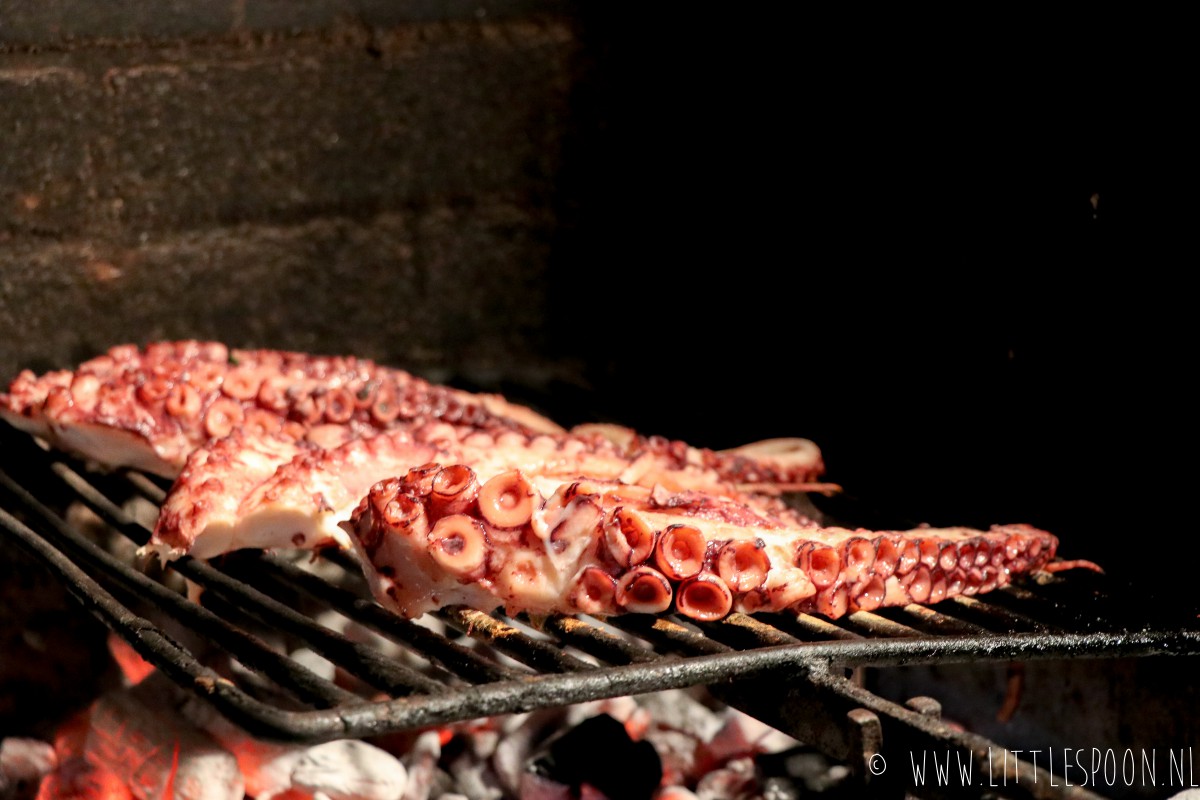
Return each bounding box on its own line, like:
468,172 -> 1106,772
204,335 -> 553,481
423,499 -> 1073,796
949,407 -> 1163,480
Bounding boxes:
541,10 -> 1188,584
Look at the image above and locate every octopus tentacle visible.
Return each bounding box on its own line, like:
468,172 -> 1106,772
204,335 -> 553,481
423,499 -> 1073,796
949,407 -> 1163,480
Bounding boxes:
1042,559 -> 1104,574
64,349 -> 1065,628
146,417 -> 815,562
341,464 -> 1060,623
3,344 -> 828,526
0,341 -> 563,477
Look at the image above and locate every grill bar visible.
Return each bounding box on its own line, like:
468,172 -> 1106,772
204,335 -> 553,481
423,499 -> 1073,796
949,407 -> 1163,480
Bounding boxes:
842,611 -> 926,638
947,595 -> 1054,634
219,552 -> 527,684
769,610 -> 866,641
439,606 -> 596,673
883,604 -> 993,636
2,420 -> 1197,797
541,614 -> 661,664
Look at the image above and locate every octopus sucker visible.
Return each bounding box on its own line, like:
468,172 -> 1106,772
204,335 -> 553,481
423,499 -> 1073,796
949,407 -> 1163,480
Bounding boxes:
429,465 -> 479,518
616,567 -> 675,614
841,537 -> 876,584
340,463 -> 1060,622
716,539 -> 770,593
570,566 -> 618,616
477,470 -> 536,529
896,539 -> 921,576
873,535 -> 901,577
654,525 -> 707,581
604,506 -> 657,568
852,575 -> 887,612
427,515 -> 489,579
905,566 -> 933,604
675,573 -> 734,621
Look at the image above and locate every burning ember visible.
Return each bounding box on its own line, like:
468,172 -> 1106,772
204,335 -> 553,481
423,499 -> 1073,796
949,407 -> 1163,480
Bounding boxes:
3,632 -> 845,800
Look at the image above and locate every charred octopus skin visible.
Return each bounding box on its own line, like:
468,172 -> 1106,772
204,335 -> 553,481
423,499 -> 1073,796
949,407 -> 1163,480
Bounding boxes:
341,464 -> 1059,622
0,341 -> 565,478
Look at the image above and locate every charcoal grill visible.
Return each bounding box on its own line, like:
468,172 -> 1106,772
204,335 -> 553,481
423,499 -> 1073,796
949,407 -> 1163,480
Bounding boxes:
3,420 -> 1197,800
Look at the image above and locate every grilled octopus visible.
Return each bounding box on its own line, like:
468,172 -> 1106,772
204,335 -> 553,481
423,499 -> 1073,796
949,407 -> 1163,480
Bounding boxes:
150,421 -> 1058,622
342,464 -> 1057,622
3,341 -> 1065,622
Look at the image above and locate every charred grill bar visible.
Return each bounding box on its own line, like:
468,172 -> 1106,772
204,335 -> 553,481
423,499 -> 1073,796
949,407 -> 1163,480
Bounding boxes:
2,421 -> 1197,799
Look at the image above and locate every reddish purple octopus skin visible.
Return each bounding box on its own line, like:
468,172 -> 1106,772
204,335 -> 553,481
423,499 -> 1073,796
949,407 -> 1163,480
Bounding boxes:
341,464 -> 1059,622
0,341 -> 564,478
0,342 -> 824,489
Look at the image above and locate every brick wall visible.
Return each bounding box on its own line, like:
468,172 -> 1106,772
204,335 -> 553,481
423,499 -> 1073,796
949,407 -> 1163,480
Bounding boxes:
0,2 -> 580,393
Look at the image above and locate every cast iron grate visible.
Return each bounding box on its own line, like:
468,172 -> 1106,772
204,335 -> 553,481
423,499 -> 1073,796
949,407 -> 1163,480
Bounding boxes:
2,421 -> 1197,799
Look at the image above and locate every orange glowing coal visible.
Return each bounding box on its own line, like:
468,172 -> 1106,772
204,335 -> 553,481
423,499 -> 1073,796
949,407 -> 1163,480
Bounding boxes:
105,634 -> 155,686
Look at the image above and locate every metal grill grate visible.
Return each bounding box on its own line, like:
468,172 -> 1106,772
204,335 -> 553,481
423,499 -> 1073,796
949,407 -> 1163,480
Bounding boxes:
3,421 -> 1197,798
